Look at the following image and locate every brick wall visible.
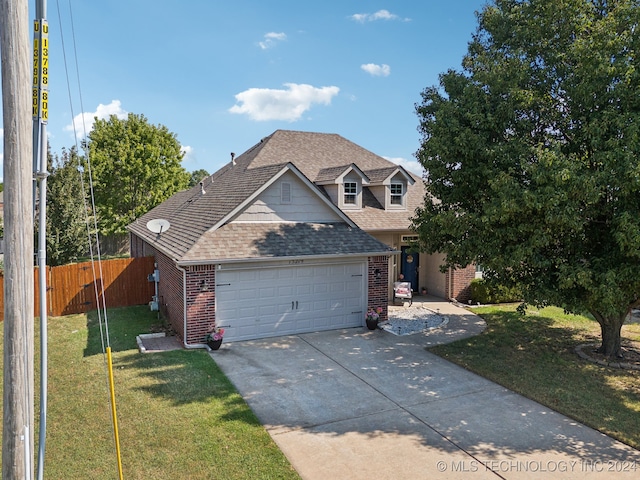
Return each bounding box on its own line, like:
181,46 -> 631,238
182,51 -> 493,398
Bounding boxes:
130,234 -> 186,343
368,256 -> 389,322
184,264 -> 216,345
447,265 -> 476,303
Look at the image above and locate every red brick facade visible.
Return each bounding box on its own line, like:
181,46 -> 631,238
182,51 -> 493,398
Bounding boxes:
367,256 -> 389,323
184,264 -> 216,345
132,233 -> 394,344
130,233 -> 186,344
446,265 -> 476,303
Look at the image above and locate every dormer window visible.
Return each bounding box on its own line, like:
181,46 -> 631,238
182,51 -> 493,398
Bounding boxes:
344,182 -> 357,205
390,183 -> 403,205
315,164 -> 368,210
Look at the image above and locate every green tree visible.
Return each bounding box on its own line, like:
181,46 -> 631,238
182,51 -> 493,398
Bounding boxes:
45,147 -> 88,266
87,113 -> 190,235
413,0 -> 640,359
189,168 -> 210,187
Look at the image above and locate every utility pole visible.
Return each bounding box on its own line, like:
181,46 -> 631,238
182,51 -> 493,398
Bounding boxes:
1,0 -> 36,479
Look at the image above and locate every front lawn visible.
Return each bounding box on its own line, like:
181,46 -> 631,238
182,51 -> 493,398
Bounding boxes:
0,306 -> 300,479
429,304 -> 640,449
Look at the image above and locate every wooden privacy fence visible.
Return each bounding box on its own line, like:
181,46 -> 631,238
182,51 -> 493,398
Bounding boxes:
0,257 -> 156,320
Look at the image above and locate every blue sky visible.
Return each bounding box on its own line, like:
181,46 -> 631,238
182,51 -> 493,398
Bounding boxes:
1,0 -> 489,181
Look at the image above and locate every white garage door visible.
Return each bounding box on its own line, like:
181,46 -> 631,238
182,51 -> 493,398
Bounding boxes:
216,261 -> 366,341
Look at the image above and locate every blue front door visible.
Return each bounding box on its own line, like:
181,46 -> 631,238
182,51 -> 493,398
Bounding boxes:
401,246 -> 419,292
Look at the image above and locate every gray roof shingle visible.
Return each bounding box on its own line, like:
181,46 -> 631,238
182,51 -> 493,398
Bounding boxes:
183,223 -> 392,262
128,130 -> 421,262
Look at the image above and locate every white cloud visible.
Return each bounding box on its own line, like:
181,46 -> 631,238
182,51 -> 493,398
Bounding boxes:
385,156 -> 425,177
181,145 -> 194,162
361,63 -> 391,77
229,83 -> 340,122
64,100 -> 127,137
350,10 -> 410,23
258,32 -> 287,50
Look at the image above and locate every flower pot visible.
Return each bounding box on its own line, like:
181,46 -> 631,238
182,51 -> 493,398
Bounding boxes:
207,338 -> 223,350
366,318 -> 378,330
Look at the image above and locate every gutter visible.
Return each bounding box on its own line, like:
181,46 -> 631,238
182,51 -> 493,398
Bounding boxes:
176,250 -> 398,268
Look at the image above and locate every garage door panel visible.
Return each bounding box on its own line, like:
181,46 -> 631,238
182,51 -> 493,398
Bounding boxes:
313,284 -> 329,295
258,286 -> 277,297
296,284 -> 313,295
258,305 -> 277,316
239,306 -> 258,317
216,261 -> 366,341
277,285 -> 295,295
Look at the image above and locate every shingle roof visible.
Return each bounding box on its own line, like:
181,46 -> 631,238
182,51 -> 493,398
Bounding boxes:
128,129 -> 422,261
364,166 -> 408,183
235,130 -> 425,231
183,223 -> 392,262
128,163 -> 289,260
315,165 -> 358,183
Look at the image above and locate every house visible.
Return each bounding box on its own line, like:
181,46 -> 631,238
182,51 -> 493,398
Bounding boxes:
128,130 -> 475,346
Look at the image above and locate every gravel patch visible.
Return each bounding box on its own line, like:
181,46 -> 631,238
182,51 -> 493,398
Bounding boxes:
379,306 -> 448,336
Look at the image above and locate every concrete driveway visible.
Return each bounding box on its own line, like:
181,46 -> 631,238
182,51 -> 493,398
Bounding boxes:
211,300 -> 640,479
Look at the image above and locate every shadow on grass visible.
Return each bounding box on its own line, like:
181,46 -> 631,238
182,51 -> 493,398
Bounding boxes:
430,307 -> 640,449
113,349 -> 262,425
84,305 -> 167,357
81,306 -> 268,427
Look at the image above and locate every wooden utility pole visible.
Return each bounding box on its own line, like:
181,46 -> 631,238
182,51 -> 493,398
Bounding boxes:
1,0 -> 36,478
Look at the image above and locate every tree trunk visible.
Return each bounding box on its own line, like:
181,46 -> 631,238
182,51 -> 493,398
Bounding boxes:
593,312 -> 625,359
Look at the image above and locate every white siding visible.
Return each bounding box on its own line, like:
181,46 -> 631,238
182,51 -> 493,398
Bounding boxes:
324,184 -> 339,205
234,171 -> 342,223
369,185 -> 386,209
421,252 -> 447,298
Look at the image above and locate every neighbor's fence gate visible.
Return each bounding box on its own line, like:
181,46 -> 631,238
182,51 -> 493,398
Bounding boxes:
0,257 -> 156,320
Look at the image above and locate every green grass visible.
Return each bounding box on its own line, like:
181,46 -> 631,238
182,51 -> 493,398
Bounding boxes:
430,304 -> 640,449
1,306 -> 300,479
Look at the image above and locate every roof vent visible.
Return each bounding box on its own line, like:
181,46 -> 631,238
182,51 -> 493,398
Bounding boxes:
231,152 -> 236,166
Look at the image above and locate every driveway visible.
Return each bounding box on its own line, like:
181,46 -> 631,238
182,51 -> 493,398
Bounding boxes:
211,300 -> 640,479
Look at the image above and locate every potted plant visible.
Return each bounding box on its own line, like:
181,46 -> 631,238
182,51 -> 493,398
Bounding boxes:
206,325 -> 225,350
365,307 -> 383,330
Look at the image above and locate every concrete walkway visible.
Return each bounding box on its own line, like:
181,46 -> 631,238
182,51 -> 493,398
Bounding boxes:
210,298 -> 640,479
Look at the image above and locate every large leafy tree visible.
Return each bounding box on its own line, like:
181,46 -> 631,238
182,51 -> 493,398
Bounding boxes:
189,168 -> 210,187
87,113 -> 190,235
45,146 -> 88,266
413,0 -> 640,359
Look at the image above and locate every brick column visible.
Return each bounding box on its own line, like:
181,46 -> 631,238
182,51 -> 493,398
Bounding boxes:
368,256 -> 389,322
185,264 -> 216,344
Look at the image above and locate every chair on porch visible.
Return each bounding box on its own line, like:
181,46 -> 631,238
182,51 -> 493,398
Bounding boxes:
393,281 -> 413,306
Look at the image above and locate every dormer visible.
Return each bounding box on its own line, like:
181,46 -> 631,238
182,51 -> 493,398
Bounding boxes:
315,164 -> 370,210
364,166 -> 415,210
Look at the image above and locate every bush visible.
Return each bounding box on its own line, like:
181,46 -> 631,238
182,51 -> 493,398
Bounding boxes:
470,278 -> 521,304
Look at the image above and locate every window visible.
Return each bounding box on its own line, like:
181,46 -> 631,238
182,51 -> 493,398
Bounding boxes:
344,182 -> 357,205
390,183 -> 403,205
281,182 -> 291,203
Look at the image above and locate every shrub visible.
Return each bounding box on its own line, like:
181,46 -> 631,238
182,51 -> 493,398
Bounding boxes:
470,278 -> 521,304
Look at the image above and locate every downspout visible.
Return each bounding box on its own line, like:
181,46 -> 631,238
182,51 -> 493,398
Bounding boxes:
176,264 -> 207,349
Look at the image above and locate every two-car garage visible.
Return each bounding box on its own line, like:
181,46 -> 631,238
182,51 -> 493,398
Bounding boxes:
215,260 -> 367,342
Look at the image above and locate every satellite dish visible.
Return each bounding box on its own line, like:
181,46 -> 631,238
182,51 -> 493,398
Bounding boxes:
146,219 -> 171,234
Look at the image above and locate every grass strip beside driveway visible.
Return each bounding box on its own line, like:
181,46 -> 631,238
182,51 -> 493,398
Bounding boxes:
0,306 -> 300,480
430,304 -> 640,450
